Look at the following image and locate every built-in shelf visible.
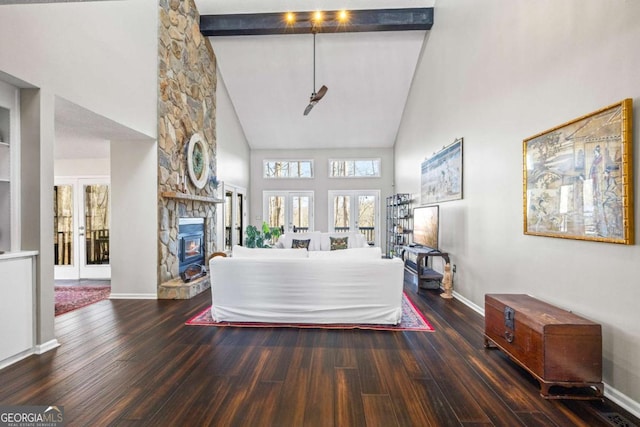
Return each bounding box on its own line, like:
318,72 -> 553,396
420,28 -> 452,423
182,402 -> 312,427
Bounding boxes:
0,140 -> 9,182
161,191 -> 223,204
0,103 -> 11,252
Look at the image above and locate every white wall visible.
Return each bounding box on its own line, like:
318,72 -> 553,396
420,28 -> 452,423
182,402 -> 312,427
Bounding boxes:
251,148 -> 394,237
110,139 -> 157,299
395,0 -> 640,411
0,1 -> 158,349
20,88 -> 57,349
0,0 -> 158,139
216,71 -> 251,190
54,158 -> 110,177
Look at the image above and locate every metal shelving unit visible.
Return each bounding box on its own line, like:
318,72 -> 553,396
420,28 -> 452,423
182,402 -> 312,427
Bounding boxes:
385,193 -> 412,258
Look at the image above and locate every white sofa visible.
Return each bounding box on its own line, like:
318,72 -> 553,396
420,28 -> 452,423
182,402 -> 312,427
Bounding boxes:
275,231 -> 369,251
209,245 -> 404,325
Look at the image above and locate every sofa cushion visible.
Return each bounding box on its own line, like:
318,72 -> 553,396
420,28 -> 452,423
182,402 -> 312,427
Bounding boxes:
291,239 -> 311,250
232,245 -> 308,258
320,232 -> 368,250
330,236 -> 349,250
308,247 -> 382,259
279,232 -> 321,251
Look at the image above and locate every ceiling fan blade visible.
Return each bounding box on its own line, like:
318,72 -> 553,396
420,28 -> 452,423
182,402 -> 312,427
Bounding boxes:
304,86 -> 327,115
311,85 -> 328,102
303,101 -> 316,116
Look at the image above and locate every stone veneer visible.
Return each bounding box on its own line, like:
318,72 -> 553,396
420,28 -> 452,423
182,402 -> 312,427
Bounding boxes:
157,0 -> 218,298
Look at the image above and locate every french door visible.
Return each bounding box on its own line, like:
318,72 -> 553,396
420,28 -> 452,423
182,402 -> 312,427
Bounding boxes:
221,184 -> 246,251
54,177 -> 111,280
328,190 -> 380,246
263,191 -> 314,233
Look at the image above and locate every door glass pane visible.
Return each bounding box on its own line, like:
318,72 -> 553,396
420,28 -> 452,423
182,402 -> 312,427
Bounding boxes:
54,185 -> 74,266
84,184 -> 110,265
291,196 -> 310,232
333,195 -> 350,231
224,191 -> 233,251
267,196 -> 285,228
357,195 -> 376,245
235,193 -> 243,247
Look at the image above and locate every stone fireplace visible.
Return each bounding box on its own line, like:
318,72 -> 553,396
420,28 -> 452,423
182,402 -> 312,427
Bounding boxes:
157,0 -> 219,299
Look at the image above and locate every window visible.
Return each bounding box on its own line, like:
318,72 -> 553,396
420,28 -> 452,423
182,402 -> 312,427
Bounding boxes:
264,160 -> 313,178
329,159 -> 381,178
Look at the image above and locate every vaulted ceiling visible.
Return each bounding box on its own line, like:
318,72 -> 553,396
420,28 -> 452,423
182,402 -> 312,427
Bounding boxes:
196,0 -> 434,150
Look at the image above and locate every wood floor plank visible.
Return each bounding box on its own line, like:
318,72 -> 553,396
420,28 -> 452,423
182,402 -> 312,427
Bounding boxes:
303,347 -> 336,427
405,331 -> 492,424
370,348 -> 434,426
335,367 -> 366,427
272,346 -> 312,426
0,279 -> 637,427
362,394 -> 401,427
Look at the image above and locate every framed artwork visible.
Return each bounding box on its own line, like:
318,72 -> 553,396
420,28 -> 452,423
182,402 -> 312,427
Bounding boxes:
421,138 -> 463,205
523,99 -> 634,244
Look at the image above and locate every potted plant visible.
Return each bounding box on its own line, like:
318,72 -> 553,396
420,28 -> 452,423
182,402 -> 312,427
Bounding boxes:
244,221 -> 282,248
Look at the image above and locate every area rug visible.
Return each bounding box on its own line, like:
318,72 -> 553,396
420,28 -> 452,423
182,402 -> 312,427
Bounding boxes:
186,292 -> 434,332
55,285 -> 111,316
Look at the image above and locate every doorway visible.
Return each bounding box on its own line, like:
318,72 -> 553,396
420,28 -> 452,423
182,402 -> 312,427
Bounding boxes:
221,184 -> 247,251
263,191 -> 314,233
328,190 -> 380,245
54,177 -> 111,280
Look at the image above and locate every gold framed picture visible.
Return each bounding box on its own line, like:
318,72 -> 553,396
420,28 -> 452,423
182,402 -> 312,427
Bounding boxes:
523,99 -> 633,244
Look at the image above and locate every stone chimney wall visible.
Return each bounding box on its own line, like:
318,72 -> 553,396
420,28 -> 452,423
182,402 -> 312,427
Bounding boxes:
157,0 -> 218,290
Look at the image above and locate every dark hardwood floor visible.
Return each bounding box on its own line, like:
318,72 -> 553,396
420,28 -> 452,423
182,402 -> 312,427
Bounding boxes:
1,273 -> 638,426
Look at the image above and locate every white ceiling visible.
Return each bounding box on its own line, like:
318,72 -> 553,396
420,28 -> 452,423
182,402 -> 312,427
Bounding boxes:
53,0 -> 433,156
198,0 -> 433,150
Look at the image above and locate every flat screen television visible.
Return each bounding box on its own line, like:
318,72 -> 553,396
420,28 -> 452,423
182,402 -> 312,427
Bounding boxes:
412,205 -> 439,250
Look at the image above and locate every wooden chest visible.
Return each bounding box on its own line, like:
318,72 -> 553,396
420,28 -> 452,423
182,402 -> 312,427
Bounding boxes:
484,294 -> 603,399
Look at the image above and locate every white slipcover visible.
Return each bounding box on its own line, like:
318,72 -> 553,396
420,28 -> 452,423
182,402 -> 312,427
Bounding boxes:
210,255 -> 404,325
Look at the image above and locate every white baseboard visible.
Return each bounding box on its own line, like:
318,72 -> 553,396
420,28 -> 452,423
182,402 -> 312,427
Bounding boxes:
109,293 -> 157,299
452,292 -> 640,418
35,339 -> 60,354
0,339 -> 60,370
0,348 -> 33,370
452,290 -> 484,316
603,382 -> 640,420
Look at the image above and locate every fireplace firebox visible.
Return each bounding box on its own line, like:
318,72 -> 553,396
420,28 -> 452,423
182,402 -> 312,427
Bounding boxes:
178,218 -> 205,275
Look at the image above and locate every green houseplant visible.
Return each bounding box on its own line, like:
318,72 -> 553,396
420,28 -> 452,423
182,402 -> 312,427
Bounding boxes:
244,221 -> 282,248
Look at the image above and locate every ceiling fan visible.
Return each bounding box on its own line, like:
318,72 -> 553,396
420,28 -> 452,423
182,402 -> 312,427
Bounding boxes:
303,30 -> 328,116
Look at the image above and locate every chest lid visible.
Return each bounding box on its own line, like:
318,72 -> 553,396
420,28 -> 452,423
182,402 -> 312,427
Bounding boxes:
485,294 -> 599,335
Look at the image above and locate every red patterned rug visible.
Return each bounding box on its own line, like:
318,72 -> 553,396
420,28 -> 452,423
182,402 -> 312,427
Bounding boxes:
186,292 -> 434,332
55,286 -> 111,316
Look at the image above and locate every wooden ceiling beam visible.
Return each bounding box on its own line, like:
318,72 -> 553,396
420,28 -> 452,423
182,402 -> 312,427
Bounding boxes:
200,8 -> 433,37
